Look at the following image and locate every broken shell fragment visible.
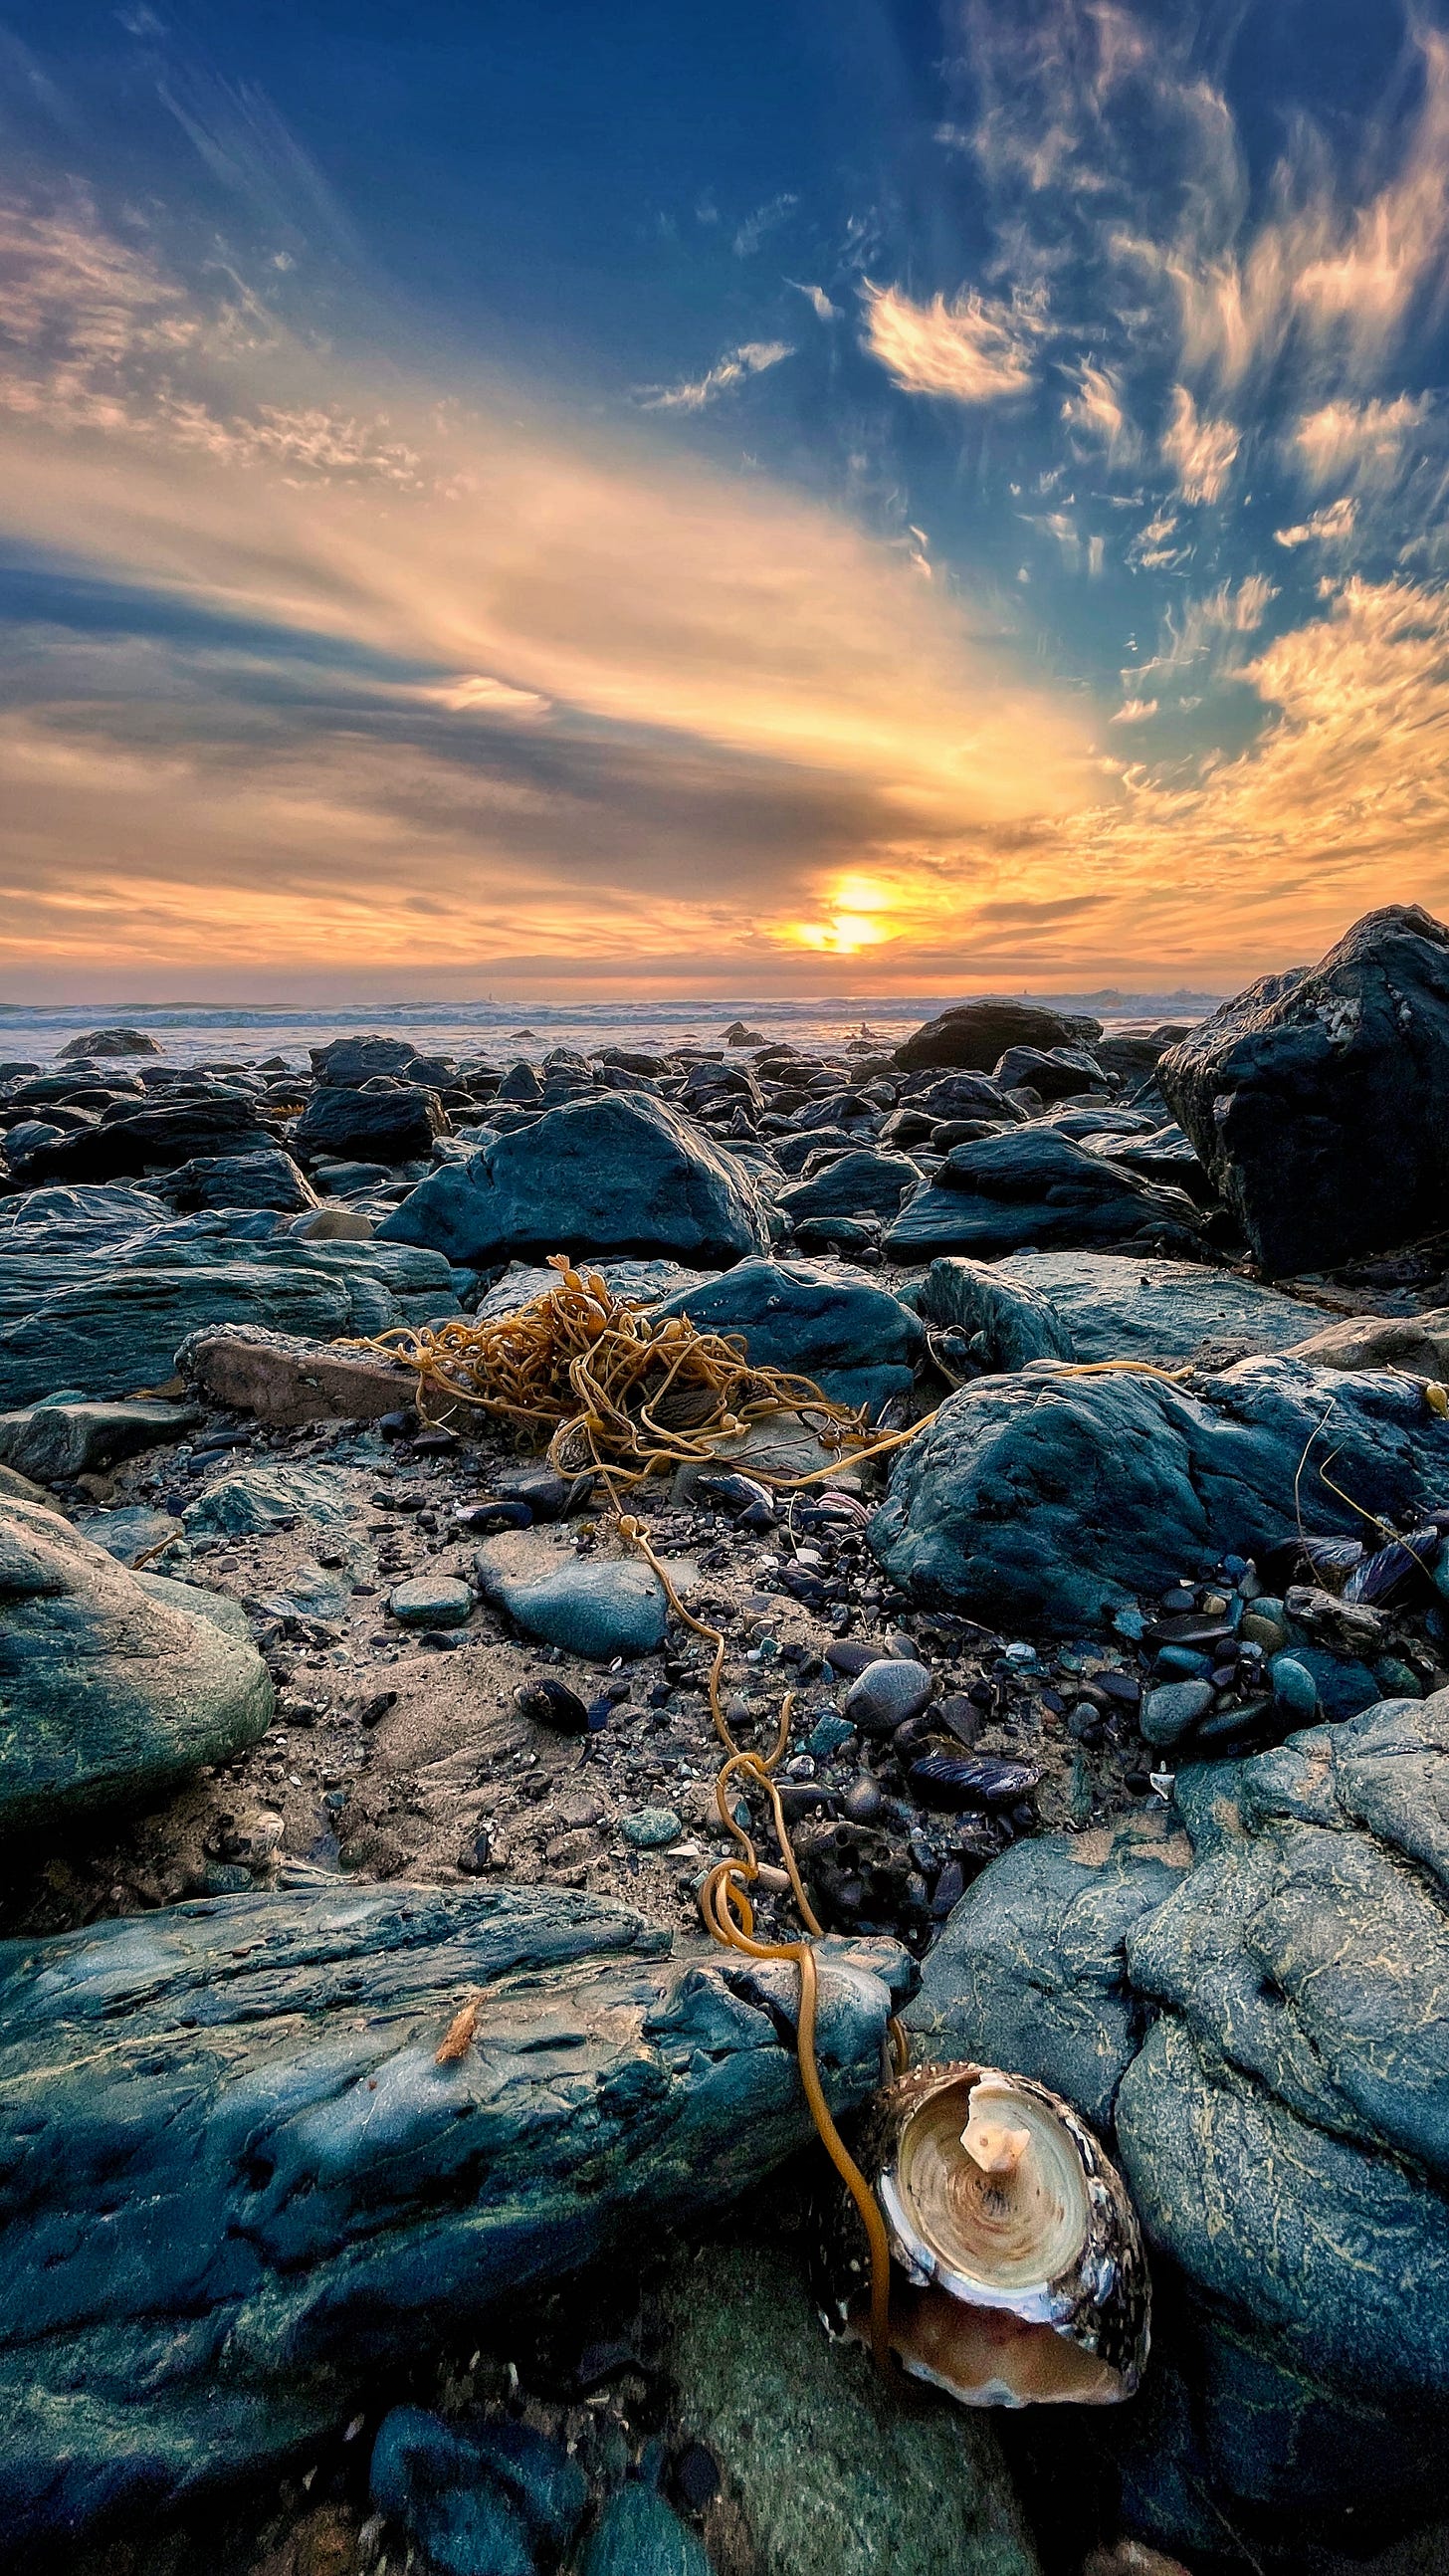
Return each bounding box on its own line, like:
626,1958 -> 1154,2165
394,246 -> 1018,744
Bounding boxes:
826,2060 -> 1148,2407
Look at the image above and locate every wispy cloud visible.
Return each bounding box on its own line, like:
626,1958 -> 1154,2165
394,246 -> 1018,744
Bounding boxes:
789,280 -> 840,322
1161,385 -> 1239,504
860,281 -> 1042,402
1275,496 -> 1357,549
1292,393 -> 1429,487
637,338 -> 793,411
732,192 -> 798,258
1111,697 -> 1157,724
1061,359 -> 1138,462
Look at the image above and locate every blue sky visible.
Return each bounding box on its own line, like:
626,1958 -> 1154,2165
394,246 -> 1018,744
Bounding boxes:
1,0 -> 1448,997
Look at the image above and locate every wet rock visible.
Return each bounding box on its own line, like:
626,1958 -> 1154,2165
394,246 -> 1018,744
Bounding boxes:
0,1881 -> 909,2542
657,2240 -> 1040,2576
287,1205 -> 375,1240
910,1255 -> 1074,1372
473,1530 -> 673,1659
8,1095 -> 279,1185
649,1256 -> 923,1413
0,1497 -> 272,1829
390,1575 -> 475,1628
579,2487 -> 711,2576
58,1025 -> 161,1058
895,998 -> 1101,1075
989,1252 -> 1322,1365
72,1503 -> 184,1565
378,1094 -> 768,1269
842,1658 -> 932,1736
310,1033 -> 435,1086
872,1356 -> 1449,1634
296,1084 -> 449,1165
883,1129 -> 1203,1262
371,2406 -> 587,2574
1158,903 -> 1449,1274
1140,1680 -> 1215,1749
0,1395 -> 199,1483
992,1043 -> 1109,1100
155,1148 -> 318,1213
775,1150 -> 923,1228
177,1323 -> 415,1426
908,1815 -> 1189,2131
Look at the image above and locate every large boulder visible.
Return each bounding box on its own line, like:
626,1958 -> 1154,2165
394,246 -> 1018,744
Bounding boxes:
0,1499 -> 272,1827
991,1043 -> 1108,1100
882,1127 -> 1204,1261
991,1251 -> 1328,1365
378,1094 -> 768,1269
295,1084 -> 449,1165
7,1096 -> 278,1185
911,1711 -> 1449,2546
0,1880 -> 908,2542
894,998 -> 1101,1074
1158,905 -> 1449,1274
870,1355 -> 1449,1630
310,1033 -> 432,1085
649,1255 -> 924,1413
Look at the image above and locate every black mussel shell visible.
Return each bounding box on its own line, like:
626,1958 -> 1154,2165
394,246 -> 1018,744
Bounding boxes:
1259,1532 -> 1364,1593
909,1751 -> 1043,1809
1343,1527 -> 1442,1606
454,1498 -> 533,1532
697,1471 -> 776,1523
515,1678 -> 590,1735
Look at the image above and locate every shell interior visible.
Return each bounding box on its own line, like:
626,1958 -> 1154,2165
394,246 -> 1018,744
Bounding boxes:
887,2074 -> 1087,2310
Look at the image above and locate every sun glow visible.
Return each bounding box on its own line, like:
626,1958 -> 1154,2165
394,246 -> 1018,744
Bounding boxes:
791,911 -> 890,954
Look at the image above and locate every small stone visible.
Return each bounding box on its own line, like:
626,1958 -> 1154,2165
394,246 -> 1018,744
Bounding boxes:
1113,1605 -> 1146,1641
516,1678 -> 589,1735
843,1658 -> 932,1737
200,1862 -> 254,1896
1154,1645 -> 1212,1679
806,1713 -> 855,1759
618,1807 -> 682,1848
1240,1610 -> 1288,1652
388,1576 -> 474,1628
1140,1678 -> 1215,1749
841,1776 -> 886,1825
1270,1654 -> 1320,1720
1373,1656 -> 1423,1699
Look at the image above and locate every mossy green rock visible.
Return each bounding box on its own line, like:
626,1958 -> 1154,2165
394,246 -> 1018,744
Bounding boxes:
658,2243 -> 1039,2576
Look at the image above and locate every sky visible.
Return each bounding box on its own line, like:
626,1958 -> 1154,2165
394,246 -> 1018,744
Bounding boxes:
3,2 -> 1449,1000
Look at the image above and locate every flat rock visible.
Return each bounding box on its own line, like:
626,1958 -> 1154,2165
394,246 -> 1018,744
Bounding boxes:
0,1395 -> 199,1484
183,1460 -> 353,1539
1283,1306 -> 1449,1374
1159,903 -> 1449,1274
473,1529 -> 681,1659
649,1256 -> 923,1414
75,1503 -> 184,1565
871,1355 -> 1449,1632
8,1096 -> 279,1185
883,1128 -> 1204,1261
0,1498 -> 272,1828
155,1148 -> 318,1214
991,1251 -> 1326,1364
377,1094 -> 768,1269
177,1324 -> 416,1426
389,1575 -> 475,1628
0,1880 -> 909,2542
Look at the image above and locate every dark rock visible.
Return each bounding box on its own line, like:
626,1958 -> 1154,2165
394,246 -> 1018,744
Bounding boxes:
992,1044 -> 1109,1100
296,1084 -> 449,1165
908,1814 -> 1189,2129
842,1658 -> 932,1736
310,1033 -> 430,1086
8,1096 -> 279,1185
0,1497 -> 272,1828
985,1252 -> 1320,1365
649,1257 -> 923,1414
1158,904 -> 1449,1274
516,1677 -> 590,1734
0,1881 -> 908,2541
871,1356 -> 1449,1633
474,1529 -> 672,1659
0,1395 -> 199,1483
882,1128 -> 1203,1262
894,999 -> 1102,1074
911,1255 -> 1074,1372
58,1026 -> 161,1058
371,2406 -> 587,2573
377,1094 -> 767,1269
155,1148 -> 318,1213
775,1150 -> 922,1228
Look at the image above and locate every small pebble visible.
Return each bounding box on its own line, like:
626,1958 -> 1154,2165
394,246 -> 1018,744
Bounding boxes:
618,1807 -> 682,1848
388,1576 -> 474,1628
1270,1655 -> 1319,1720
843,1658 -> 932,1737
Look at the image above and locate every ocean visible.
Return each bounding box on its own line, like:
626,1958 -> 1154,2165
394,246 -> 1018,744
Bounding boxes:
0,992 -> 1222,1070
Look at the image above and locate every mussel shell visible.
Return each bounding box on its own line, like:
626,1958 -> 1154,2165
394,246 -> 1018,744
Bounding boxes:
815,2060 -> 1148,2406
1342,1528 -> 1441,1607
909,1752 -> 1043,1809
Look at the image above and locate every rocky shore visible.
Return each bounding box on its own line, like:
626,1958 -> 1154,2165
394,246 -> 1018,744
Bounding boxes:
3,905 -> 1449,2576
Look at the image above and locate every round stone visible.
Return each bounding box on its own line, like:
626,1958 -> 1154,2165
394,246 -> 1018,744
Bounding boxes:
843,1657 -> 933,1736
618,1806 -> 682,1848
1270,1654 -> 1320,1720
387,1576 -> 475,1628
